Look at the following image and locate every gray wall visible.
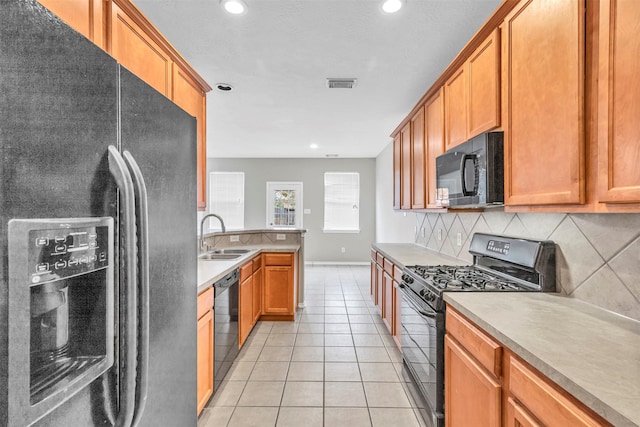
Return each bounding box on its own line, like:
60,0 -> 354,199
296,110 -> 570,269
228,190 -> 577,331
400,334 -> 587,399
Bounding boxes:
374,140 -> 640,322
207,157 -> 375,263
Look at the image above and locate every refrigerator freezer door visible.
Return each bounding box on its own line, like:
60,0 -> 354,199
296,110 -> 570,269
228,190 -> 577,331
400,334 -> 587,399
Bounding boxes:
119,66 -> 198,426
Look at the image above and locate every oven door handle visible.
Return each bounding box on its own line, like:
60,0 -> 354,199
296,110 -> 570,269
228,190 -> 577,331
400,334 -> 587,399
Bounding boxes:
460,154 -> 479,196
398,284 -> 438,319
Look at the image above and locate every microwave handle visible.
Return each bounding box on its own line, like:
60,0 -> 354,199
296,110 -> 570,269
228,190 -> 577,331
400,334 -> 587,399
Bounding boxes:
460,154 -> 479,196
123,151 -> 150,427
108,146 -> 137,427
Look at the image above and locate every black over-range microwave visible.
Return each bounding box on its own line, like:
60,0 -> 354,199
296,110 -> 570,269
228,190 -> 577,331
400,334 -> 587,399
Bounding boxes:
435,132 -> 504,208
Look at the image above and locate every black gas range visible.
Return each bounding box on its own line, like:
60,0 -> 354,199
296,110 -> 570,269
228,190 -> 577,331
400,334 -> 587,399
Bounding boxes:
398,233 -> 556,427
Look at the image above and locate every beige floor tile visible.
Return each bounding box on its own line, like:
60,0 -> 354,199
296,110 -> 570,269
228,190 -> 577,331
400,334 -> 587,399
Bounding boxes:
369,408 -> 421,427
324,362 -> 361,382
300,306 -> 324,314
349,314 -> 374,324
300,314 -> 325,323
280,381 -> 324,406
324,382 -> 367,407
277,407 -> 323,427
359,363 -> 401,382
270,322 -> 299,334
344,300 -> 368,307
249,361 -> 290,381
324,307 -> 348,315
324,300 -> 346,307
347,307 -> 370,315
198,406 -> 234,427
236,345 -> 262,362
324,408 -> 372,427
265,333 -> 297,347
225,361 -> 255,381
237,381 -> 285,407
287,362 -> 324,381
324,334 -> 353,347
325,294 -> 345,301
324,323 -> 351,334
364,382 -> 412,408
325,346 -> 357,362
291,346 -> 324,362
208,381 -> 246,407
355,347 -> 391,363
257,346 -> 293,362
227,407 -> 279,427
352,334 -> 384,347
297,323 -> 325,334
295,333 -> 324,347
349,323 -> 379,334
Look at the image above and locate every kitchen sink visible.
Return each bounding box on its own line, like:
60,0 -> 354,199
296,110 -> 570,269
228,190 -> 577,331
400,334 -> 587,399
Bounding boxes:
212,248 -> 252,254
199,253 -> 242,261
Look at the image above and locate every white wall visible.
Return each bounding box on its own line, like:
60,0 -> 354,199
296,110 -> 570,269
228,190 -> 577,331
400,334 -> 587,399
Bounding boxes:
207,157 -> 375,263
374,141 -> 415,243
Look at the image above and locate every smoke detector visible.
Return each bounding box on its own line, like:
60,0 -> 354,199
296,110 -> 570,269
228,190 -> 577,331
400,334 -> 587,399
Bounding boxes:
326,78 -> 357,89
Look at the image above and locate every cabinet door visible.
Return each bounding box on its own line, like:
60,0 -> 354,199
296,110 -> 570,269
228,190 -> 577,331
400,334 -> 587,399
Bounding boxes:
392,280 -> 401,349
411,107 -> 426,209
263,266 -> 293,315
597,0 -> 640,203
375,263 -> 383,316
370,258 -> 377,303
382,270 -> 393,334
110,1 -> 173,97
506,397 -> 541,427
393,134 -> 401,210
445,65 -> 468,149
172,65 -> 207,210
239,275 -> 253,347
400,123 -> 412,210
196,309 -> 213,414
425,89 -> 445,207
38,0 -> 105,48
503,0 -> 585,205
444,335 -> 501,427
468,28 -> 500,138
253,267 -> 262,323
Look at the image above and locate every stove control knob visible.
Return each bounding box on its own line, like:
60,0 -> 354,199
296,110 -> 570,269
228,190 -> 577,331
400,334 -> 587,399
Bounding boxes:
426,293 -> 435,302
401,274 -> 413,284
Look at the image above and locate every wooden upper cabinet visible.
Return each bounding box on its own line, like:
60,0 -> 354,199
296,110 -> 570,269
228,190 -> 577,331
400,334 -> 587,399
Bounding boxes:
502,0 -> 585,206
411,106 -> 426,209
445,65 -> 468,149
172,66 -> 207,209
38,0 -> 105,49
468,28 -> 501,138
393,134 -> 401,210
400,123 -> 412,210
597,0 -> 640,203
110,1 -> 173,97
425,88 -> 445,207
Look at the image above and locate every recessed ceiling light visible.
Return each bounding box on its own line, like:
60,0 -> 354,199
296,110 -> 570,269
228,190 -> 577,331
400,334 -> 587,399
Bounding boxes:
325,154 -> 339,158
215,83 -> 234,92
221,0 -> 247,15
310,144 -> 319,149
382,0 -> 403,13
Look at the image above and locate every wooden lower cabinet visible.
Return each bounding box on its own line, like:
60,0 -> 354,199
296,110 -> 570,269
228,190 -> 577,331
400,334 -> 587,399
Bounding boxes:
506,397 -> 541,427
239,273 -> 253,347
196,287 -> 214,415
375,261 -> 383,316
253,264 -> 263,324
263,253 -> 295,318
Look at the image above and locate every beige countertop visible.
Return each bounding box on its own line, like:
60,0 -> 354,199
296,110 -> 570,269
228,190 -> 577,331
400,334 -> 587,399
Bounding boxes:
197,244 -> 300,294
445,292 -> 640,427
371,243 -> 467,268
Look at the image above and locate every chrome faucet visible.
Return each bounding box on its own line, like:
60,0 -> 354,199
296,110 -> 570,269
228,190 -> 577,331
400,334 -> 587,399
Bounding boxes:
199,213 -> 226,252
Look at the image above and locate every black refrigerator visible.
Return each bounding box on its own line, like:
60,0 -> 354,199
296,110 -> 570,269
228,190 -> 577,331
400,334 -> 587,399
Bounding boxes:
1,1 -> 197,425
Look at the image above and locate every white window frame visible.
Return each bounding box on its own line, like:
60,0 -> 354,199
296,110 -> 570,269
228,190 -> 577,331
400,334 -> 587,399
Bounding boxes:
323,172 -> 360,233
208,172 -> 245,231
266,181 -> 303,229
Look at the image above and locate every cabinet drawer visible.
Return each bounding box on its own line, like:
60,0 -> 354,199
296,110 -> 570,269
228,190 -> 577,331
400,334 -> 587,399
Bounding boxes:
253,254 -> 262,272
264,253 -> 293,266
240,262 -> 253,282
446,308 -> 502,377
197,287 -> 213,319
371,250 -> 377,262
393,265 -> 403,283
383,258 -> 394,275
508,356 -> 605,427
376,253 -> 384,265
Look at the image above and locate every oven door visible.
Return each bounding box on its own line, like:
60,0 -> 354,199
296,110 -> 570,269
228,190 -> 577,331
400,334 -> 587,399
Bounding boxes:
398,284 -> 444,427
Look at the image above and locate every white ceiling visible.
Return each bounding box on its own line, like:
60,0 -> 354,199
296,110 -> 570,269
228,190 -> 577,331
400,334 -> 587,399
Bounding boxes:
135,0 -> 501,158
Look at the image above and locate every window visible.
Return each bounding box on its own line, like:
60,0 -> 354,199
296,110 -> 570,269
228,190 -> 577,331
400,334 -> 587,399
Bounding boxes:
324,172 -> 359,232
208,172 -> 244,230
266,182 -> 303,229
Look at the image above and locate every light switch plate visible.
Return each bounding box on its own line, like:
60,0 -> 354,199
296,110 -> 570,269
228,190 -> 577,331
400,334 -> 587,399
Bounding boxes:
276,234 -> 286,240
229,235 -> 240,242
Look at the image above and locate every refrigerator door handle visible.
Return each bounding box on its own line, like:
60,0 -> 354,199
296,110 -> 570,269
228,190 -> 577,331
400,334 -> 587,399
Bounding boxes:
122,150 -> 150,427
108,146 -> 138,427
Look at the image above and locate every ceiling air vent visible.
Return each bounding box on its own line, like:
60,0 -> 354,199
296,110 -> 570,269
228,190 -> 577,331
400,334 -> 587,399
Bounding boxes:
326,78 -> 357,89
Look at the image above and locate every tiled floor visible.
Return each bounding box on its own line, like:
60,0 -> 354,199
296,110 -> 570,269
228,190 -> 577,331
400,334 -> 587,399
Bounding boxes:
198,264 -> 428,427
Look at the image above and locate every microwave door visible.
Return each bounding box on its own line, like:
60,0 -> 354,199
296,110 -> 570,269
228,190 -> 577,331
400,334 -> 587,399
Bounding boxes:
461,154 -> 479,197
436,153 -> 463,206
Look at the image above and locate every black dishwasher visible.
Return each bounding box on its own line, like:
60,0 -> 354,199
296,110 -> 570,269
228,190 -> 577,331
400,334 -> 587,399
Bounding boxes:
213,269 -> 239,391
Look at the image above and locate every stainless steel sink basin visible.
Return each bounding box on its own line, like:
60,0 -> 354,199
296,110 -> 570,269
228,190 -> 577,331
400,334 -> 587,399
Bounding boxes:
199,253 -> 242,261
214,248 -> 252,254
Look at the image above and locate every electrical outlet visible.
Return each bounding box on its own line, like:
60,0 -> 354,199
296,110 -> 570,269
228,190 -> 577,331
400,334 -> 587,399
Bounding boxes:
229,235 -> 239,242
456,232 -> 462,246
437,229 -> 442,241
276,234 -> 286,240
341,247 -> 346,253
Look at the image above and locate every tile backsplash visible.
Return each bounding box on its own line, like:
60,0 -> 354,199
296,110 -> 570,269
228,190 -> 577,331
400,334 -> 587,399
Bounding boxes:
414,211 -> 640,321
